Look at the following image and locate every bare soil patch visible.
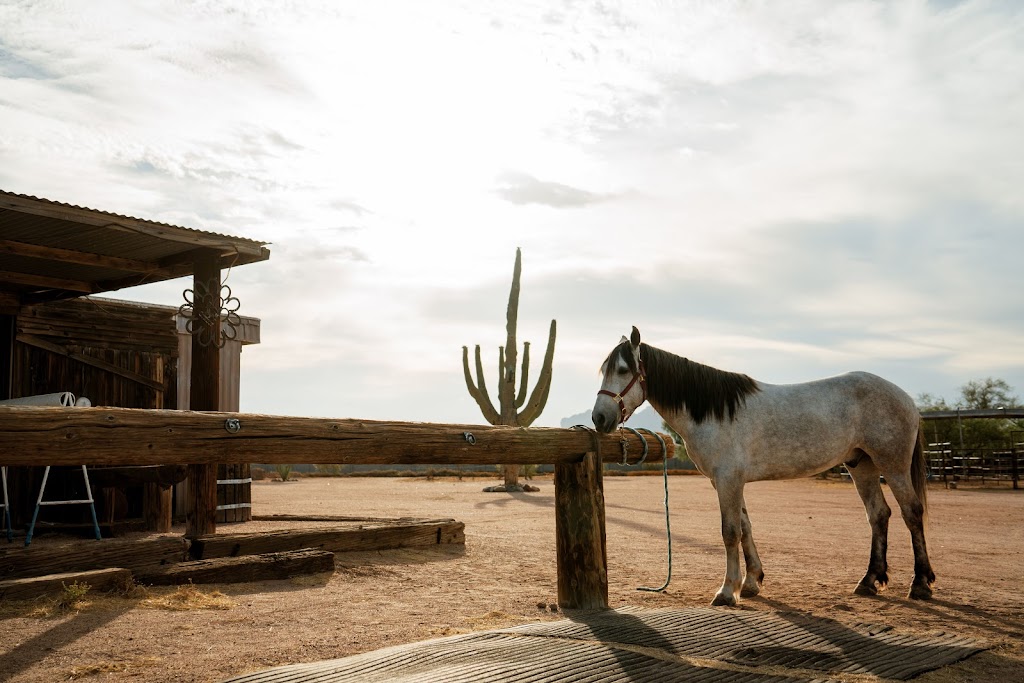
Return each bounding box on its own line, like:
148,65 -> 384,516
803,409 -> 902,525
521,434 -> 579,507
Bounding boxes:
2,475 -> 1022,682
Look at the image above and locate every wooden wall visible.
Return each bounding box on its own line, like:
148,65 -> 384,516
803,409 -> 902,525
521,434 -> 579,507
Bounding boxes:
5,297 -> 260,530
7,298 -> 177,529
13,298 -> 177,408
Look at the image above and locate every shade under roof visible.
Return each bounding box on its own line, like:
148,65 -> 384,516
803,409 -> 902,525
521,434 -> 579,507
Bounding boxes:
0,190 -> 270,310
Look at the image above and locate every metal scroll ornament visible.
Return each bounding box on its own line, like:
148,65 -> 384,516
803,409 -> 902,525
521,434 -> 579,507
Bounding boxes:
179,282 -> 241,348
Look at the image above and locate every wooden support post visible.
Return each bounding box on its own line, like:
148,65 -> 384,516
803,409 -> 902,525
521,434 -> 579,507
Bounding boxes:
143,483 -> 173,532
554,452 -> 608,610
186,251 -> 221,538
1012,445 -> 1019,491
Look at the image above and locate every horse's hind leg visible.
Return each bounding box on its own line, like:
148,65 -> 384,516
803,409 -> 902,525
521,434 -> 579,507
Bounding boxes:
885,472 -> 935,599
739,496 -> 764,597
847,453 -> 891,595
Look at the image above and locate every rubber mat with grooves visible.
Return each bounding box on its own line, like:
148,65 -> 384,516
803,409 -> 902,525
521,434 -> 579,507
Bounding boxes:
223,632 -> 823,683
222,607 -> 984,682
505,607 -> 984,680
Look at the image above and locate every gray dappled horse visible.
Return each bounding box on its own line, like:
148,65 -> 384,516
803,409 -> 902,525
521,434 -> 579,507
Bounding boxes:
592,327 -> 934,606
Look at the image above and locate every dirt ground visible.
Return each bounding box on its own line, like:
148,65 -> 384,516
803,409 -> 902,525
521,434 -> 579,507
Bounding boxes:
2,474 -> 1023,682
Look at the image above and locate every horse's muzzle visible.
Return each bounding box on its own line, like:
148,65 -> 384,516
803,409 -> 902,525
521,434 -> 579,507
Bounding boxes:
592,407 -> 618,433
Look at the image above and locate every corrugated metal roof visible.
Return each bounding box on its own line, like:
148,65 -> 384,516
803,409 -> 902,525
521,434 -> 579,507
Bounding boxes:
0,190 -> 267,249
0,189 -> 271,308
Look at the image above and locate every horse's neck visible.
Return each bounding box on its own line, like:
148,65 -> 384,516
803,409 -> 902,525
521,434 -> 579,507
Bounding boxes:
647,399 -> 697,440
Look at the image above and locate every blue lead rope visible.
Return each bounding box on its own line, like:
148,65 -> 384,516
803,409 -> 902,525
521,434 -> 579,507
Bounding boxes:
621,426 -> 672,593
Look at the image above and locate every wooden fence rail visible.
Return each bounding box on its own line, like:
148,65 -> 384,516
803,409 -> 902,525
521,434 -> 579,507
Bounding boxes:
0,406 -> 672,468
0,405 -> 674,609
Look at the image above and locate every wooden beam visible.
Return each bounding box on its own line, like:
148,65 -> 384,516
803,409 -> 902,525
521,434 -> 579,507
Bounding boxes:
0,289 -> 21,313
187,251 -> 221,538
0,406 -> 674,467
0,536 -> 187,580
189,520 -> 465,560
0,269 -> 94,293
143,483 -> 173,533
97,250 -> 260,294
16,334 -> 166,391
555,452 -> 608,609
0,568 -> 132,601
0,239 -> 156,273
136,548 -> 335,586
921,409 -> 1024,420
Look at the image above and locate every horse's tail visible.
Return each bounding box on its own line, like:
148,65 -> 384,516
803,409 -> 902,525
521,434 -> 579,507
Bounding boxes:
911,421 -> 928,521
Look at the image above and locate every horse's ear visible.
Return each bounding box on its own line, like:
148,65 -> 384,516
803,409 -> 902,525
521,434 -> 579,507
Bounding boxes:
630,326 -> 641,348
619,335 -> 628,345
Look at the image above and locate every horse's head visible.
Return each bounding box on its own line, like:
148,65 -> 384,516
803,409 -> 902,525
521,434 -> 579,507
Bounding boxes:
592,326 -> 647,433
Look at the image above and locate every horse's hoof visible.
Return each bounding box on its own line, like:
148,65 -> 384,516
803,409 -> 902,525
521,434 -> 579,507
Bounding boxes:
908,583 -> 933,600
711,593 -> 737,607
854,582 -> 878,596
740,584 -> 761,598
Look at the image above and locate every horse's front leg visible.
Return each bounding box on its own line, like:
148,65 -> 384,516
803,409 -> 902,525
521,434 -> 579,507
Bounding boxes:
739,496 -> 764,598
712,475 -> 745,606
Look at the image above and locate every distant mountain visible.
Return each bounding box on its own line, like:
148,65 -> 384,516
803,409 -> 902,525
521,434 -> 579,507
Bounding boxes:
560,405 -> 666,432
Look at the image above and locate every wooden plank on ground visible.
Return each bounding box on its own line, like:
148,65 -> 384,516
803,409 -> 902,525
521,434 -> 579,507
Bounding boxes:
252,514 -> 457,525
0,536 -> 188,580
136,548 -> 334,585
0,568 -> 132,601
190,520 -> 466,560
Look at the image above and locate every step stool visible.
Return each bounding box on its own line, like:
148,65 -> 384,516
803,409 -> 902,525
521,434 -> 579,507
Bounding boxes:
25,465 -> 102,546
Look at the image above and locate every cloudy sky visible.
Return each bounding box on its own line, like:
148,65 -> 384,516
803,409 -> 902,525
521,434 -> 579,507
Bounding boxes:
1,0 -> 1021,426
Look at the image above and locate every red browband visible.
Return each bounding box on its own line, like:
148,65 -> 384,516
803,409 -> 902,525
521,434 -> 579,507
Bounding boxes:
598,359 -> 647,424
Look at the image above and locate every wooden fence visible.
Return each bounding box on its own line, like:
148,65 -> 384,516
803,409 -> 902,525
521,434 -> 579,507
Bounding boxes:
0,405 -> 674,609
925,442 -> 1022,489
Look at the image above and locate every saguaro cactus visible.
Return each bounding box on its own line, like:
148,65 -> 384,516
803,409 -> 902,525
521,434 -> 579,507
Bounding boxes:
463,248 -> 556,492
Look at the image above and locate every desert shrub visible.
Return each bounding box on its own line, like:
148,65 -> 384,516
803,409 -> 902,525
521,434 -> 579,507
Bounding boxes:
57,581 -> 91,610
251,467 -> 267,481
314,464 -> 343,476
274,464 -> 293,482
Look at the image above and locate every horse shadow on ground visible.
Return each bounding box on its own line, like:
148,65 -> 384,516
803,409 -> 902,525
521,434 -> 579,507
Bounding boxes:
508,598 -> 987,681
896,595 -> 1024,640
531,607 -> 804,682
749,596 -> 987,679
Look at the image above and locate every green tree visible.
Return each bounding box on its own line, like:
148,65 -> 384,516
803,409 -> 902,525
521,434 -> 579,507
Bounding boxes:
961,377 -> 1018,410
918,378 -> 1022,450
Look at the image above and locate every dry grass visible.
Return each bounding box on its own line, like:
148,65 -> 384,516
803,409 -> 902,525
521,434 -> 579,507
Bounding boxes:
465,610 -> 534,630
67,657 -> 162,680
138,582 -> 234,611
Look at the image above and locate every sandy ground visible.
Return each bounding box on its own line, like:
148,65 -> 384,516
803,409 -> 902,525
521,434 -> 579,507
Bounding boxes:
2,474 -> 1023,682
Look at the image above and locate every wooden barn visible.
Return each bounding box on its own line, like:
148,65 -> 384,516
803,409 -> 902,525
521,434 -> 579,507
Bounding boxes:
0,189 -> 269,537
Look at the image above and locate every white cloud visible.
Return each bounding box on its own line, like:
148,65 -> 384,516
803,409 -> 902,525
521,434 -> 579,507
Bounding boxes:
1,0 -> 1022,424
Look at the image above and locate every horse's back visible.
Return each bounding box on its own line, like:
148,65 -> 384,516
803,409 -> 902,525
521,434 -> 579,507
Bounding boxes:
736,371 -> 919,480
759,371 -> 915,415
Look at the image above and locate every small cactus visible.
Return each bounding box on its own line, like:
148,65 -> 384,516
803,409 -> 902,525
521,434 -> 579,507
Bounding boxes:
463,249 -> 556,490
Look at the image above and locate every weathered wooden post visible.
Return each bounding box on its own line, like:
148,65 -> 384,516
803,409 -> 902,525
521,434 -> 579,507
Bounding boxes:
144,356 -> 172,532
143,485 -> 173,532
554,452 -> 608,609
186,251 -> 221,538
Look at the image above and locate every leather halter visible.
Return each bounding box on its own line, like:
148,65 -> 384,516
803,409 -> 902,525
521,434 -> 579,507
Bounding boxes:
598,358 -> 647,424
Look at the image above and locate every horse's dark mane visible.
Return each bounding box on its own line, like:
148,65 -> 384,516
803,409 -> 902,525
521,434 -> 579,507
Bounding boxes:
605,341 -> 760,424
